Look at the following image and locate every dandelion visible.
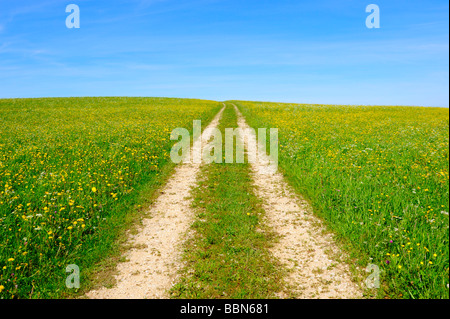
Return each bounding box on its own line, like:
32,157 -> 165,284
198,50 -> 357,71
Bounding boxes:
92,187 -> 97,193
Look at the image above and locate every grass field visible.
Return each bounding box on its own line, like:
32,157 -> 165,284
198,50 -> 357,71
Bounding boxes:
0,97 -> 448,299
235,101 -> 449,299
0,97 -> 221,298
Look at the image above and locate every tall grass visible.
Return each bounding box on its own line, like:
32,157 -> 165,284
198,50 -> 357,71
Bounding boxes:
0,97 -> 221,298
235,101 -> 449,299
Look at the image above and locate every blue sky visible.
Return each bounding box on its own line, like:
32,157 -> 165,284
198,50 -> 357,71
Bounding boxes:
0,0 -> 448,106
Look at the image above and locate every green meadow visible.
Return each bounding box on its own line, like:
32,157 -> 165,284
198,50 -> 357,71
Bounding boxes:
0,97 -> 448,299
0,97 -> 221,298
235,101 -> 449,299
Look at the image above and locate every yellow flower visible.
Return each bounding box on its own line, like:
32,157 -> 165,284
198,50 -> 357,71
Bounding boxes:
429,261 -> 433,265
7,258 -> 14,262
92,187 -> 97,193
0,285 -> 4,293
67,226 -> 73,230
398,265 -> 402,269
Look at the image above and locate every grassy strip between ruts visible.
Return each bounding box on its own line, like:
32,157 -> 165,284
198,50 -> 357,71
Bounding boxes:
170,104 -> 284,299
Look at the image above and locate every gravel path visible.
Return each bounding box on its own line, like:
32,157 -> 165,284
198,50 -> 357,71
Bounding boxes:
233,104 -> 363,299
86,105 -> 225,299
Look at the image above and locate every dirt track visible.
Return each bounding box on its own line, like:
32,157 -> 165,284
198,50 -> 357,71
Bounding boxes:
86,104 -> 363,299
86,106 -> 225,299
234,104 -> 362,298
